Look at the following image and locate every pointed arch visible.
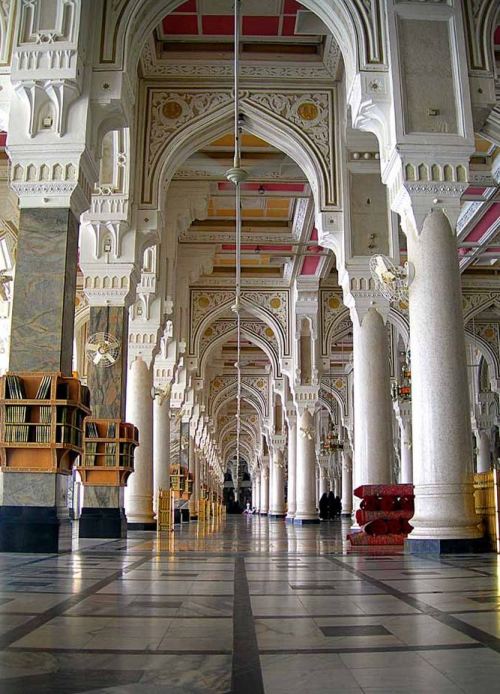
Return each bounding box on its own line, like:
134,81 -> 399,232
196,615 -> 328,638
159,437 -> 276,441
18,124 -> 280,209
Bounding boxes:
198,327 -> 280,381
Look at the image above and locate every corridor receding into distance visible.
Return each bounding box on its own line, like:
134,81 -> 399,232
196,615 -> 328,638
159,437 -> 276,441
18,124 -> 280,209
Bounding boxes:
1,517 -> 500,694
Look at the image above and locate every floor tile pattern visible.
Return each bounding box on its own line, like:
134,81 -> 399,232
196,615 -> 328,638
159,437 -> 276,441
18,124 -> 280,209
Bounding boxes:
0,516 -> 500,692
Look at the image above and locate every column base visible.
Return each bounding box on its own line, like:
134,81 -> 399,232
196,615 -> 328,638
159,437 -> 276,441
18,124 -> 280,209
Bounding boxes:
127,521 -> 157,531
341,511 -> 353,517
405,537 -> 488,555
286,516 -> 295,524
0,506 -> 71,553
79,508 -> 127,539
269,513 -> 286,519
293,517 -> 320,525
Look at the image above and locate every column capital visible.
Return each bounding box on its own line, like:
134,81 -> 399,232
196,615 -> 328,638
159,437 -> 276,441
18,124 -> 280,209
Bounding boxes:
293,387 -> 319,417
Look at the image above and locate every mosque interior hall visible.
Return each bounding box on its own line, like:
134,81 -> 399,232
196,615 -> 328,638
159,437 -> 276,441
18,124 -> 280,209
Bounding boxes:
0,0 -> 500,692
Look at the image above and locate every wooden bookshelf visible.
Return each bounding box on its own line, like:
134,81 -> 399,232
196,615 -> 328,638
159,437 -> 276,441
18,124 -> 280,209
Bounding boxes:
77,418 -> 138,487
0,372 -> 91,474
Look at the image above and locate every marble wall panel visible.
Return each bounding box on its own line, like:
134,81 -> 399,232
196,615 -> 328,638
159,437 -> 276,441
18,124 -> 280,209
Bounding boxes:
0,471 -> 68,507
82,485 -> 124,508
10,208 -> 78,375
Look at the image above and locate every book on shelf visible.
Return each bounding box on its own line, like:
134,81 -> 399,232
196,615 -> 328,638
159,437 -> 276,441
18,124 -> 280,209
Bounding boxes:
85,421 -> 99,439
4,424 -> 29,443
5,404 -> 27,423
84,440 -> 98,466
35,375 -> 52,400
6,375 -> 26,400
106,421 -> 116,438
35,424 -> 51,443
104,441 -> 117,467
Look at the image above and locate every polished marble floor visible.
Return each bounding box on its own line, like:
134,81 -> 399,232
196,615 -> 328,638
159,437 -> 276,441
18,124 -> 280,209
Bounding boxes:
1,516 -> 500,693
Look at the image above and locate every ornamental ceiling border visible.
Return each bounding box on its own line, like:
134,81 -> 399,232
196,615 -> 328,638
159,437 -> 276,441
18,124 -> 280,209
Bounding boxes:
140,86 -> 337,208
97,1 -> 386,71
190,288 -> 290,357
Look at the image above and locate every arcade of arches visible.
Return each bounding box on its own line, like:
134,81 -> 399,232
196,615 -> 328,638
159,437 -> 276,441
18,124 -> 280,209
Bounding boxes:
0,1 -> 499,692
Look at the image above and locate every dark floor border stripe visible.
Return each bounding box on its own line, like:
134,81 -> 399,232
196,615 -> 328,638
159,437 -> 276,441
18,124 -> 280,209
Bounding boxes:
326,555 -> 500,654
6,646 -> 232,655
258,643 -> 485,655
0,554 -> 153,650
231,556 -> 264,694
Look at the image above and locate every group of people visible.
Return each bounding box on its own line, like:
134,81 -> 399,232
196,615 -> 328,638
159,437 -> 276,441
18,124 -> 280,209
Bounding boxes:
319,491 -> 342,520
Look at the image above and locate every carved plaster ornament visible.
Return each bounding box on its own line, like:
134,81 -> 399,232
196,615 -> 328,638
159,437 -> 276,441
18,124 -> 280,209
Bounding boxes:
369,254 -> 413,303
299,426 -> 315,441
0,270 -> 12,302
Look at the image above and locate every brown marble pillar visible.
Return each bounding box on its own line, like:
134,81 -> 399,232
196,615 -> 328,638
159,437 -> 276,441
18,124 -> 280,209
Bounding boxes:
87,306 -> 129,420
10,208 -> 78,375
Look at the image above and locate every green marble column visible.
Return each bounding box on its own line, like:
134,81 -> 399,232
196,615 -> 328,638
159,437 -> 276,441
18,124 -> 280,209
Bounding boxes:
80,306 -> 130,539
9,208 -> 78,376
87,306 -> 129,420
2,208 -> 78,552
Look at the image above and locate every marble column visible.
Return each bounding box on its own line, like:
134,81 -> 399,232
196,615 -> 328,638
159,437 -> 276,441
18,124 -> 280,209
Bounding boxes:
79,304 -> 132,539
0,209 -> 78,552
193,449 -> 201,519
294,410 -> 319,524
405,210 -> 481,553
400,430 -> 413,484
286,417 -> 297,522
269,448 -> 286,518
319,472 -> 328,497
341,448 -> 353,516
153,396 -> 171,515
87,306 -> 129,420
125,358 -> 155,529
477,430 -> 491,473
260,466 -> 269,515
9,208 -> 78,375
255,472 -> 261,512
352,308 -> 393,488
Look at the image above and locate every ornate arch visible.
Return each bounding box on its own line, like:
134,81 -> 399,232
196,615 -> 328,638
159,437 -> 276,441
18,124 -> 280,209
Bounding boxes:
198,326 -> 280,380
318,395 -> 339,424
465,329 -> 500,389
320,376 -> 348,418
139,94 -> 335,213
211,380 -> 268,420
463,293 -> 500,324
98,0 -> 386,86
190,290 -> 289,359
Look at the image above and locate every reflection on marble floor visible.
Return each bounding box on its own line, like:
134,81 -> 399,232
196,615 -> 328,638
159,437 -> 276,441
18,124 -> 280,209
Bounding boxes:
0,516 -> 500,692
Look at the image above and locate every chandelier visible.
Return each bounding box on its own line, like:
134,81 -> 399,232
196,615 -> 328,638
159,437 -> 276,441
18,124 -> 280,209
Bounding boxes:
392,351 -> 411,401
320,429 -> 343,454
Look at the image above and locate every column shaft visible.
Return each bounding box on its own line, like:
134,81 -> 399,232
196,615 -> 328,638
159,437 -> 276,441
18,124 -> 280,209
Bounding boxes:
353,308 -> 393,488
294,410 -> 319,524
286,419 -> 297,521
260,467 -> 269,514
477,430 -> 491,473
406,210 -> 480,551
125,358 -> 155,529
341,448 -> 353,515
269,449 -> 286,517
153,397 -> 171,514
9,208 -> 78,375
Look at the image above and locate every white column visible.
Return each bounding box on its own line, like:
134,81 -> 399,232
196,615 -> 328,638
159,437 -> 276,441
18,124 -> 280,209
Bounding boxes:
400,430 -> 413,484
352,307 -> 393,488
125,358 -> 155,527
153,396 -> 170,515
295,409 -> 319,523
260,465 -> 269,514
341,447 -> 353,515
319,471 -> 328,497
477,430 -> 491,473
255,472 -> 261,511
269,448 -> 286,517
407,210 -> 480,547
286,417 -> 297,520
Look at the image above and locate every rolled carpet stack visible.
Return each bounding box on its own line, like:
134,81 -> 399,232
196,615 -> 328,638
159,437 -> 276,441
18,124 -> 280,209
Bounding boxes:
347,484 -> 415,546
